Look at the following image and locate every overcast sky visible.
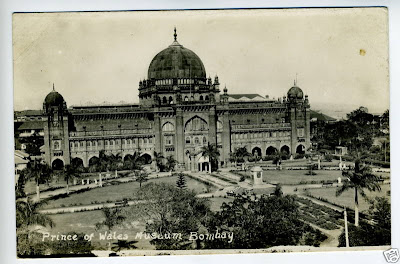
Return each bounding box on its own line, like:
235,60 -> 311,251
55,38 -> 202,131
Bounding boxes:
13,8 -> 389,113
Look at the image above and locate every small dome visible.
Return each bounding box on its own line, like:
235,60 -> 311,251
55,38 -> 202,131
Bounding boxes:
287,85 -> 304,100
44,89 -> 65,107
147,29 -> 206,80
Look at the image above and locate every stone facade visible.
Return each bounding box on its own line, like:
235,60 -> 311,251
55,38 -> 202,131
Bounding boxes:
42,30 -> 310,171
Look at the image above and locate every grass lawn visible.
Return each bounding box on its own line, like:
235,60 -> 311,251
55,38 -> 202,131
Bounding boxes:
43,176 -> 216,209
307,184 -> 391,212
262,169 -> 342,185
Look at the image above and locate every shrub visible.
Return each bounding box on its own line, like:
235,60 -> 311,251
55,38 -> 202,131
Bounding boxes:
324,154 -> 333,162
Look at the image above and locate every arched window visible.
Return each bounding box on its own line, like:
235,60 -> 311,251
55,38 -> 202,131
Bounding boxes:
205,95 -> 209,101
110,140 -> 114,147
186,137 -> 191,144
144,138 -> 148,144
203,137 -> 207,144
80,142 -> 84,147
87,141 -> 92,149
74,142 -> 78,148
169,96 -> 173,104
184,96 -> 189,101
162,97 -> 167,104
185,116 -> 208,132
194,137 -> 199,144
162,122 -> 175,132
199,95 -> 204,101
70,142 -> 73,149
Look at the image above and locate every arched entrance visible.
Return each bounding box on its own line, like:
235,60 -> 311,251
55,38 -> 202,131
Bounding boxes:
52,159 -> 64,170
88,156 -> 100,167
266,146 -> 278,155
296,144 -> 306,154
252,147 -> 262,157
197,155 -> 210,172
71,157 -> 84,168
280,145 -> 290,155
140,153 -> 152,164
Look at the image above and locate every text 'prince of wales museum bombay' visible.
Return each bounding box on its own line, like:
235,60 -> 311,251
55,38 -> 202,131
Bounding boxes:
41,29 -> 310,172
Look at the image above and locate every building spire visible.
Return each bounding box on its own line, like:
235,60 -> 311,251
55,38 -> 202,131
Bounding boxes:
52,83 -> 55,91
174,27 -> 177,41
294,73 -> 298,86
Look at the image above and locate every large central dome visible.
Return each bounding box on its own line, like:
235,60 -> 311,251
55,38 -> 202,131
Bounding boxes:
147,30 -> 206,79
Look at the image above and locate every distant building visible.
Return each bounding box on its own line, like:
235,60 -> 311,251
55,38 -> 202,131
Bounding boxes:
36,29 -> 311,171
14,150 -> 30,184
335,146 -> 348,156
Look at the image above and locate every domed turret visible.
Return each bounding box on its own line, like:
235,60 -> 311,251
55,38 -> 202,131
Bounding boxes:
147,28 -> 206,80
287,80 -> 304,100
43,84 -> 66,112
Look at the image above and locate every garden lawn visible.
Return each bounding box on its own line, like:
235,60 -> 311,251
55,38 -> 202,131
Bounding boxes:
307,184 -> 391,212
262,169 -> 342,185
43,176 -> 216,209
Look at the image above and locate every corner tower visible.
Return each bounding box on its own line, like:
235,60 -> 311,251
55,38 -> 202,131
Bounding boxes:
286,81 -> 311,156
42,84 -> 70,169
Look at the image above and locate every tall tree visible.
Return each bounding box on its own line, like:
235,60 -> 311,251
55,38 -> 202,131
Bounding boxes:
176,173 -> 187,189
25,159 -> 52,200
61,164 -> 80,195
153,151 -> 165,172
336,159 -> 382,226
203,194 -> 305,249
200,143 -> 220,172
165,155 -> 177,172
111,240 -> 138,252
232,147 -> 251,170
95,207 -> 126,231
16,197 -> 54,229
132,183 -> 211,249
135,170 -> 149,188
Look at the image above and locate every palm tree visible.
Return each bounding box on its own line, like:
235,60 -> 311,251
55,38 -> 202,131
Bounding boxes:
153,151 -> 165,172
25,159 -> 52,201
61,164 -> 80,195
233,147 -> 251,170
95,207 -> 126,231
111,240 -> 138,252
200,143 -> 220,173
165,155 -> 177,172
336,159 -> 381,226
16,197 -> 55,230
135,170 -> 149,188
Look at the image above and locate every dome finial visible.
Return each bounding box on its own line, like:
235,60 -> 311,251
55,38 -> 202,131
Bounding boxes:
52,83 -> 55,91
174,27 -> 177,41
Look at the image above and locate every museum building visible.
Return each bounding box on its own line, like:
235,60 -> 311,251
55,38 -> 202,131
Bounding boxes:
42,29 -> 311,172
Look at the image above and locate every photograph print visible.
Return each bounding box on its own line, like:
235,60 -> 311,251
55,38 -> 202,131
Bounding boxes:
13,8 -> 391,258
